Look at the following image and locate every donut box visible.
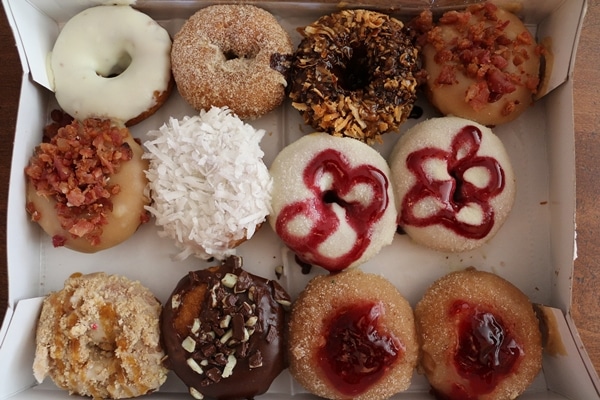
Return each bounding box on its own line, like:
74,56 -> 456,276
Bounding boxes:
0,0 -> 596,399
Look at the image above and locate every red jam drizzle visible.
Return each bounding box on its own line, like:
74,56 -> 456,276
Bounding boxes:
449,301 -> 523,399
318,302 -> 401,396
276,149 -> 389,272
400,125 -> 505,239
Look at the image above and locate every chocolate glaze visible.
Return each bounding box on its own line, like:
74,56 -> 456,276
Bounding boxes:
161,256 -> 291,400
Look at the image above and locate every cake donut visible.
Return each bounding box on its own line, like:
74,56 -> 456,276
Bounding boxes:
33,272 -> 167,399
288,269 -> 418,400
389,116 -> 515,252
144,107 -> 272,261
171,5 -> 293,120
289,9 -> 420,144
49,5 -> 172,126
24,115 -> 149,253
415,268 -> 542,400
414,2 -> 542,126
268,132 -> 397,272
161,256 -> 291,400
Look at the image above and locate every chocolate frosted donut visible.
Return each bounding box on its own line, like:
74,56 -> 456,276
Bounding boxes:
161,256 -> 291,400
289,9 -> 420,144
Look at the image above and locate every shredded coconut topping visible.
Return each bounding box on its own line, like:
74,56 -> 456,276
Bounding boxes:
144,107 -> 272,260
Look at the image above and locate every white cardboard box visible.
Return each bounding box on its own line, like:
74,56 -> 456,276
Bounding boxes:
1,0 -> 598,399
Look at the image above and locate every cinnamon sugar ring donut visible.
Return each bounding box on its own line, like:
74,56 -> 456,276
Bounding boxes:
289,9 -> 420,144
171,5 -> 293,120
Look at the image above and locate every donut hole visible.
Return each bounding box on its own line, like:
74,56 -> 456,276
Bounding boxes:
97,51 -> 132,78
339,44 -> 371,91
222,45 -> 259,62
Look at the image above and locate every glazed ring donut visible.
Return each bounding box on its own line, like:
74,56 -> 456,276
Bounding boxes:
33,272 -> 167,399
288,269 -> 418,400
414,268 -> 542,400
171,4 -> 293,120
25,115 -> 149,253
50,5 -> 172,126
289,9 -> 420,144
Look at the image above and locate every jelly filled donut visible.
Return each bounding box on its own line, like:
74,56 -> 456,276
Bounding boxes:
161,256 -> 291,400
389,116 -> 515,252
415,268 -> 542,400
171,4 -> 293,120
49,6 -> 172,126
288,269 -> 418,400
289,9 -> 420,144
268,132 -> 397,272
25,115 -> 149,253
33,272 -> 167,399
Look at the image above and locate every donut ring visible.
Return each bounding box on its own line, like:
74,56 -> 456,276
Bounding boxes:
289,9 -> 420,144
171,5 -> 293,120
50,6 -> 173,126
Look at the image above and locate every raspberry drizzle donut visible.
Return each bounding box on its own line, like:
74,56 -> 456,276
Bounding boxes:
50,6 -> 172,126
289,9 -> 420,144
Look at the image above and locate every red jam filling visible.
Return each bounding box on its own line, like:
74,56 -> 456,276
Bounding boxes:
276,149 -> 389,272
318,302 -> 401,396
400,125 -> 505,239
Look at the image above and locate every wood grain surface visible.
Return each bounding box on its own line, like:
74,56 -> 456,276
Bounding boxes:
0,0 -> 598,381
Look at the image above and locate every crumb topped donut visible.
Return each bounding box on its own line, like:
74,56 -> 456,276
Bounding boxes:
33,272 -> 167,399
415,268 -> 542,400
49,5 -> 172,126
389,116 -> 515,252
413,2 -> 542,125
268,132 -> 397,272
289,9 -> 420,144
288,269 -> 418,400
171,4 -> 293,120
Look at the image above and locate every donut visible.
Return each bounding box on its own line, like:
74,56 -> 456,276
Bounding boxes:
49,5 -> 173,126
288,269 -> 418,400
268,132 -> 397,272
24,115 -> 150,253
144,107 -> 272,261
413,2 -> 542,126
389,116 -> 515,252
288,9 -> 420,144
171,4 -> 293,120
33,272 -> 167,399
414,268 -> 542,400
161,256 -> 291,400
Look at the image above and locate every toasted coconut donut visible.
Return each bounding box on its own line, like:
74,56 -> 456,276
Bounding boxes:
33,272 -> 167,399
288,269 -> 418,400
171,4 -> 293,120
289,9 -> 420,144
415,268 -> 542,400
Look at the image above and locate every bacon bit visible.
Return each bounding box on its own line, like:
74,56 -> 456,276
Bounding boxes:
52,235 -> 67,247
436,65 -> 457,85
465,81 -> 490,111
487,68 -> 516,96
91,323 -> 98,330
26,202 -> 41,222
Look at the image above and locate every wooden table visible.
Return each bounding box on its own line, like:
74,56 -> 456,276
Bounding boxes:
1,0 -> 599,382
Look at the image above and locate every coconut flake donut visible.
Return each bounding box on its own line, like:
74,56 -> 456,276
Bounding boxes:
414,2 -> 542,126
49,5 -> 172,126
268,132 -> 397,272
389,116 -> 515,252
289,9 -> 420,144
171,4 -> 293,120
24,114 -> 149,253
33,272 -> 167,399
288,269 -> 418,400
144,106 -> 272,261
415,268 -> 542,400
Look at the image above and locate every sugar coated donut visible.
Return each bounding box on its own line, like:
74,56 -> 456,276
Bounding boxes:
289,9 -> 420,144
268,132 -> 397,272
389,116 -> 515,252
288,269 -> 418,400
25,115 -> 150,253
49,5 -> 172,126
161,256 -> 291,400
33,272 -> 167,399
414,2 -> 542,125
171,5 -> 293,120
415,268 -> 542,400
144,107 -> 273,261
